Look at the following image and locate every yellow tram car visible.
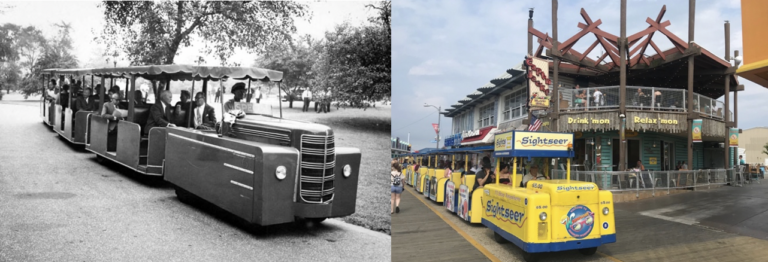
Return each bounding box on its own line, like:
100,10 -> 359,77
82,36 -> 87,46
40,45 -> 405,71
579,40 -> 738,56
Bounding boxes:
482,131 -> 616,262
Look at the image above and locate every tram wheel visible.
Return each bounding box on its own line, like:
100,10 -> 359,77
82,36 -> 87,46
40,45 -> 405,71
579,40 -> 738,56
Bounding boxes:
175,186 -> 194,204
493,231 -> 506,243
522,251 -> 539,262
95,155 -> 105,163
578,247 -> 598,256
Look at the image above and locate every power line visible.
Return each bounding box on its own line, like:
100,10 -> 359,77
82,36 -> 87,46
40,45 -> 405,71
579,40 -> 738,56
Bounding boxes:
393,111 -> 436,132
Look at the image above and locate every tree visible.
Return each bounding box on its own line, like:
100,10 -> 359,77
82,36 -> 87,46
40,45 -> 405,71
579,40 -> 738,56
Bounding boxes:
258,34 -> 318,108
763,142 -> 768,158
97,1 -> 308,65
320,21 -> 390,109
19,21 -> 78,98
0,61 -> 21,94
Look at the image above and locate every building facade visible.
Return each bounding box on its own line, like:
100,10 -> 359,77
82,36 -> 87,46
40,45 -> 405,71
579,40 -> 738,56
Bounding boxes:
445,7 -> 741,172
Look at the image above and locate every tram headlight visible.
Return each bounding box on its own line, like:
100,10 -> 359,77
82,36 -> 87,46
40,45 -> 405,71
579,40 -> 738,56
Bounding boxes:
603,207 -> 609,215
276,166 -> 287,180
539,212 -> 547,221
343,164 -> 352,178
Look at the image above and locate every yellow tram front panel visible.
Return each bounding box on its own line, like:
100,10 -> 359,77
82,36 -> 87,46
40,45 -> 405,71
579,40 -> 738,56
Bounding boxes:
450,171 -> 463,187
483,179 -> 616,253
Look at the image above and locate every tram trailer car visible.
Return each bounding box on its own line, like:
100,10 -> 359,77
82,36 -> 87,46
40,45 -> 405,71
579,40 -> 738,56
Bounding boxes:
165,115 -> 361,226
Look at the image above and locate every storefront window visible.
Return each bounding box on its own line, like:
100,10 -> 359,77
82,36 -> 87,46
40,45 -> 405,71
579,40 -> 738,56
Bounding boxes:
502,88 -> 527,121
478,103 -> 495,127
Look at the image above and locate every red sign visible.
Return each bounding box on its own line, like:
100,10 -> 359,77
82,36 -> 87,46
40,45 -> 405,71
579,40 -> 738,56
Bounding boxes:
432,123 -> 439,134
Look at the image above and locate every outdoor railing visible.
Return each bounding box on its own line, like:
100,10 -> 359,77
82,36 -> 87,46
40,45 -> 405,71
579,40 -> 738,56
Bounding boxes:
550,168 -> 753,197
557,86 -> 729,120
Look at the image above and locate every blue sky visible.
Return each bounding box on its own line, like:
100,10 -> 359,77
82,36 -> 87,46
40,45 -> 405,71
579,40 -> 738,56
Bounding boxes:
392,0 -> 768,152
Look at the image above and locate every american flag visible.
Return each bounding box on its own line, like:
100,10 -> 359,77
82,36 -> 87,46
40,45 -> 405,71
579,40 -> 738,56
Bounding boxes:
528,115 -> 542,131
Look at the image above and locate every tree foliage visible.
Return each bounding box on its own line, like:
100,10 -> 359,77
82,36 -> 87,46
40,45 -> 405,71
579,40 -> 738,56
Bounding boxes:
17,22 -> 79,98
763,142 -> 768,158
97,1 -> 307,65
255,1 -> 391,110
258,35 -> 318,108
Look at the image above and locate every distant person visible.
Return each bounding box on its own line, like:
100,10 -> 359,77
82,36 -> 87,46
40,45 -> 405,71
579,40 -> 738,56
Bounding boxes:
73,89 -> 96,113
740,155 -> 746,167
681,161 -> 688,170
574,85 -> 587,110
144,90 -> 176,134
214,89 -> 221,103
302,88 -> 313,112
254,87 -> 262,104
192,92 -> 216,129
593,89 -> 603,107
391,162 -> 404,214
633,160 -> 646,171
323,87 -> 332,113
100,93 -> 127,136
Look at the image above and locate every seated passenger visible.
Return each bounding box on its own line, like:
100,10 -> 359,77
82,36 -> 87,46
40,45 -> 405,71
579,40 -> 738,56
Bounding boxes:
134,90 -> 145,106
174,90 -> 191,109
443,160 -> 453,179
496,163 -> 511,184
192,92 -> 216,130
473,157 -> 494,191
74,89 -> 97,113
144,90 -> 177,134
101,93 -> 127,132
57,84 -> 71,108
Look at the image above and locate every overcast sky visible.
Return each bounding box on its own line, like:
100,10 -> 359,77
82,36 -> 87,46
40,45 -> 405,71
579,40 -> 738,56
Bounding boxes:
0,0 -> 376,67
393,0 -> 768,152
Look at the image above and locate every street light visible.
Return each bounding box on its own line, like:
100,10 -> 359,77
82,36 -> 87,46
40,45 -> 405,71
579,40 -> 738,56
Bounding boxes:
424,103 -> 441,149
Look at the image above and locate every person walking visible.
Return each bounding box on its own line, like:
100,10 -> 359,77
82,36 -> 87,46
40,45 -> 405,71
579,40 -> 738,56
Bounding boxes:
324,87 -> 333,113
254,87 -> 262,104
302,88 -> 313,112
391,162 -> 404,214
214,89 -> 221,103
316,88 -> 325,113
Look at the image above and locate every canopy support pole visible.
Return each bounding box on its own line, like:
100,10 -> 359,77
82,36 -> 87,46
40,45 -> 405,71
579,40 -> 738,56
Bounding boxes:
512,157 -> 518,189
277,82 -> 283,118
188,80 -> 195,128
99,78 -> 105,112
128,75 -> 136,122
219,79 -> 225,137
495,158 -> 500,185
567,158 -> 571,183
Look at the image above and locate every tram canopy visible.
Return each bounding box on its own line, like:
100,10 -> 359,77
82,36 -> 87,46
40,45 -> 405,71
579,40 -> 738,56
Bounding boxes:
90,65 -> 283,82
42,68 -> 94,77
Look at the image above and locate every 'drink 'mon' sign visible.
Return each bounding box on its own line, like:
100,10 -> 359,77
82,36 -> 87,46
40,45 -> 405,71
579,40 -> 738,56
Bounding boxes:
568,117 -> 610,124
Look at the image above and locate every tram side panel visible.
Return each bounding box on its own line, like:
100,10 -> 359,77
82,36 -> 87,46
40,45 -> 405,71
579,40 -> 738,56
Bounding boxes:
87,115 -> 110,154
115,121 -> 143,170
73,111 -> 92,143
146,127 -> 168,175
63,108 -> 73,140
164,129 -> 299,226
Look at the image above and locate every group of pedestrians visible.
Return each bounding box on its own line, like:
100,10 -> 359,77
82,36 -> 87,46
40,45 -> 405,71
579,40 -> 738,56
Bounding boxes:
301,87 -> 333,113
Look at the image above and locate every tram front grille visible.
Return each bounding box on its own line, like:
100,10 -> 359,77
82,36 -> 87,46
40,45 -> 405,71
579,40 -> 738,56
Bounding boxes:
300,134 -> 335,203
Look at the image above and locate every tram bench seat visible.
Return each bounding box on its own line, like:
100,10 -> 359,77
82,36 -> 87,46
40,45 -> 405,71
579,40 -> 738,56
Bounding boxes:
132,106 -> 151,135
